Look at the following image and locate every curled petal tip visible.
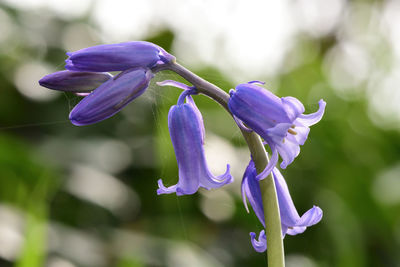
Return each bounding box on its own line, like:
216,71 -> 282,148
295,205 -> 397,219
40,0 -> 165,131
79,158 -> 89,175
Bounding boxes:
250,230 -> 267,253
223,164 -> 231,177
220,164 -> 233,183
297,99 -> 326,126
156,179 -> 178,195
300,205 -> 323,226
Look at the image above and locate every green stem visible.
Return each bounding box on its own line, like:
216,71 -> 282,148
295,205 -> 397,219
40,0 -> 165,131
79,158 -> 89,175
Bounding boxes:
160,62 -> 285,266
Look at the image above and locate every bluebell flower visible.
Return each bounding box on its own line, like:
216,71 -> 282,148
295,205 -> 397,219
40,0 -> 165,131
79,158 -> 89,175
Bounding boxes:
157,88 -> 233,196
228,82 -> 326,179
69,67 -> 153,126
65,41 -> 175,72
39,70 -> 112,92
241,159 -> 323,252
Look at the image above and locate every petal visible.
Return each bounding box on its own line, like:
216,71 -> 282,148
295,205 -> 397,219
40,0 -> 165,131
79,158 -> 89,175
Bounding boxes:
69,67 -> 153,126
39,70 -> 112,92
255,148 -> 279,181
286,206 -> 322,235
272,168 -> 300,227
286,226 -> 307,236
265,122 -> 292,144
242,160 -> 265,226
281,225 -> 289,237
65,41 -> 162,72
281,96 -> 305,121
273,169 -> 323,233
187,96 -> 205,144
156,80 -> 193,91
233,115 -> 253,133
157,100 -> 232,196
274,136 -> 300,169
296,99 -> 326,126
199,164 -> 232,189
157,179 -> 178,195
250,230 -> 267,253
289,123 -> 310,146
241,173 -> 250,213
296,205 -> 323,227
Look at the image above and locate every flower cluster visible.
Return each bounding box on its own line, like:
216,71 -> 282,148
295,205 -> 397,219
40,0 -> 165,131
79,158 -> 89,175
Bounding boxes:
39,42 -> 233,195
39,41 -> 325,253
229,82 -> 326,252
39,41 -> 174,125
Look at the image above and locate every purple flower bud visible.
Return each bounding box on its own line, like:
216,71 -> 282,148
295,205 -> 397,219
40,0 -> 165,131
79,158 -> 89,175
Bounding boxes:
241,159 -> 323,252
228,82 -> 326,178
65,41 -> 174,72
69,67 -> 153,126
39,70 -> 112,92
157,91 -> 233,196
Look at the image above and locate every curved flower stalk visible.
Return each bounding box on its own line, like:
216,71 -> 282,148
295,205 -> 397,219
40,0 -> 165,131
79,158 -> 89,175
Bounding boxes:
228,82 -> 326,179
241,159 -> 323,252
65,41 -> 175,72
157,89 -> 233,196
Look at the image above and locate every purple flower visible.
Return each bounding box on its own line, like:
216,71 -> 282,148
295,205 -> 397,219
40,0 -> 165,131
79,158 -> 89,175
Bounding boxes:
39,70 -> 112,92
228,82 -> 326,179
69,67 -> 153,126
65,41 -> 174,72
157,89 -> 233,196
241,159 -> 322,252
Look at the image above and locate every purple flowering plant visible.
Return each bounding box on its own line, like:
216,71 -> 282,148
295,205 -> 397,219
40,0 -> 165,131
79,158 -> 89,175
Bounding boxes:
39,41 -> 326,267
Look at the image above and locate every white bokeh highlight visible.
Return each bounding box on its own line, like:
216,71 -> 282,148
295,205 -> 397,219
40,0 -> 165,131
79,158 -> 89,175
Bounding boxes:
14,61 -> 59,102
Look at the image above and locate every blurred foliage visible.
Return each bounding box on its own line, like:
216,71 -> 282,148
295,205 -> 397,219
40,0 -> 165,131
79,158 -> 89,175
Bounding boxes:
1,1 -> 400,267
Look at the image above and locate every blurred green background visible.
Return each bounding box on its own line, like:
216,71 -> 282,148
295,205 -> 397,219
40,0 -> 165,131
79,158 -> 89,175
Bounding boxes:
1,0 -> 400,266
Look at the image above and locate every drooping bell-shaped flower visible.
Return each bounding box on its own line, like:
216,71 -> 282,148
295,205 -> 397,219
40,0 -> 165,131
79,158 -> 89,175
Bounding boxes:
65,41 -> 175,72
69,67 -> 153,126
228,82 -> 326,179
157,89 -> 233,196
241,159 -> 323,252
39,70 -> 112,92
